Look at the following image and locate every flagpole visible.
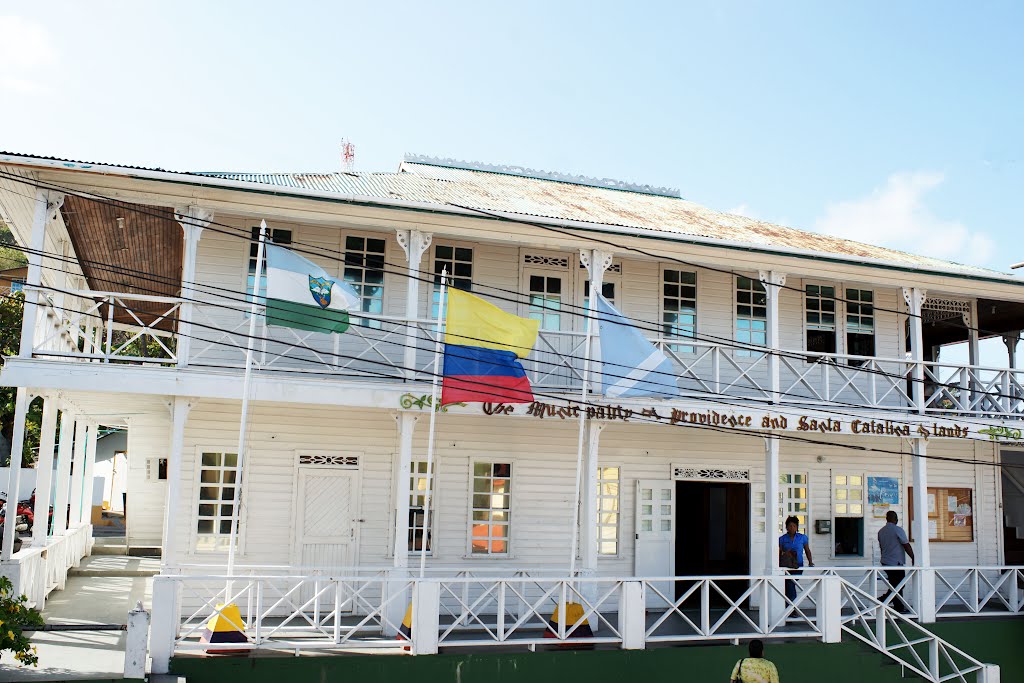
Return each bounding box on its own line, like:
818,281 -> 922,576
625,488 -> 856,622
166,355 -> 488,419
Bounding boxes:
569,284 -> 597,583
419,267 -> 447,579
226,220 -> 268,587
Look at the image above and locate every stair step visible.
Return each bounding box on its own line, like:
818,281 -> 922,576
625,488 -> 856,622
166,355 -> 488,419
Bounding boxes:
68,567 -> 159,577
92,544 -> 128,555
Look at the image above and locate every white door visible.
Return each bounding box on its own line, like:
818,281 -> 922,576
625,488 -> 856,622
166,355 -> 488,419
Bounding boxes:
294,468 -> 359,568
635,480 -> 675,606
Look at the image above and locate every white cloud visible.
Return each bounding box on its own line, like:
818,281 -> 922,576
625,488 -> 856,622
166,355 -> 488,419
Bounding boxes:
727,203 -> 754,218
815,171 -> 994,266
0,16 -> 58,94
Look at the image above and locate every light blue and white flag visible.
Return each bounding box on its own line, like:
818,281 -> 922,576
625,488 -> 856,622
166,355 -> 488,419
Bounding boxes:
594,294 -> 677,398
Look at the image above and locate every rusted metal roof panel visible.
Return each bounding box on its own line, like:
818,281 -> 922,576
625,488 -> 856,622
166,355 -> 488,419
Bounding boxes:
203,164 -> 1006,279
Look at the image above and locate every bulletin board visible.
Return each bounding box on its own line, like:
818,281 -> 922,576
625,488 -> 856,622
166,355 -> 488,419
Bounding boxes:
908,487 -> 973,542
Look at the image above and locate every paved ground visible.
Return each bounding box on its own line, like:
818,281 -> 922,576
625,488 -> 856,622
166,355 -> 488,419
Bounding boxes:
0,555 -> 157,681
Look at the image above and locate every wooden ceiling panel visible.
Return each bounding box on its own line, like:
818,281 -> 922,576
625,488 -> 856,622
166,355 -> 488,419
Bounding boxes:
60,196 -> 182,329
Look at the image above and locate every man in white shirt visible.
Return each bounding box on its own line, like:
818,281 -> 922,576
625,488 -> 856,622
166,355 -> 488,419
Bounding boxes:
877,511 -> 915,613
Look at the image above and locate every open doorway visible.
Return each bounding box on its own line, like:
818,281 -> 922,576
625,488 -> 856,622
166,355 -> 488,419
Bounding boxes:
675,480 -> 750,601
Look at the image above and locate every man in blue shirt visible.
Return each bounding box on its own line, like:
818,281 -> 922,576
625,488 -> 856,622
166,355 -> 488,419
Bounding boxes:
779,515 -> 814,602
878,510 -> 915,613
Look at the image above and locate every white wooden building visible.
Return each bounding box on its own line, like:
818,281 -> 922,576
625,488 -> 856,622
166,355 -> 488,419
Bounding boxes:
0,152 -> 1021,678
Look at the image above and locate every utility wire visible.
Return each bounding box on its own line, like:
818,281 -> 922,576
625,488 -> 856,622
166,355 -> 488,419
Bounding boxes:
4,287 -> 1017,472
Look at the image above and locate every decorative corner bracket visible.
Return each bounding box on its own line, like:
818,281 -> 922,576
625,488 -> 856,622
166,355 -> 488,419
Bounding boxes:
396,229 -> 432,265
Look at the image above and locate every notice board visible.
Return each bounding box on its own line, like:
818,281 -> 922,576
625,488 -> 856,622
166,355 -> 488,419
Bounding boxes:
908,486 -> 973,542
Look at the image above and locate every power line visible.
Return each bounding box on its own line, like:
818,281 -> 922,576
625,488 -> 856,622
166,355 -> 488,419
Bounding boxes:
7,286 -> 1020,472
17,245 -> 1024,429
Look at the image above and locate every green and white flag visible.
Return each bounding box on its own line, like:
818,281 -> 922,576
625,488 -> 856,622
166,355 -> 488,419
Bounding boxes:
265,243 -> 359,333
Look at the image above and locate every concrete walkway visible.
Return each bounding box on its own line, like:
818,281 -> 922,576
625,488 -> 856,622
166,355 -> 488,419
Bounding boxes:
0,556 -> 157,681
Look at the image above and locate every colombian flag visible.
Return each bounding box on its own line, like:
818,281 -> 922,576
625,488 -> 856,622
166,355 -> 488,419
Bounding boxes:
441,290 -> 539,405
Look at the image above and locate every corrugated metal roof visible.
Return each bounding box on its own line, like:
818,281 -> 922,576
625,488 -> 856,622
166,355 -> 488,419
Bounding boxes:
0,151 -> 1007,279
199,164 -> 1007,279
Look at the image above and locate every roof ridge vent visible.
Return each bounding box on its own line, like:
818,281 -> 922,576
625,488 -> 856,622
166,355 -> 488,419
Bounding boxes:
403,154 -> 680,198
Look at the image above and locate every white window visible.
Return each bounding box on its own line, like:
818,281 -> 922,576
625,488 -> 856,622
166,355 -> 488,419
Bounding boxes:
196,451 -> 240,552
470,462 -> 511,555
433,245 -> 473,318
597,466 -> 621,556
805,284 -> 837,355
778,473 -> 809,533
583,280 -> 616,310
247,227 -> 292,302
408,461 -> 434,554
663,269 -> 697,353
343,235 -> 386,328
146,457 -> 168,482
735,276 -> 767,357
833,473 -> 865,557
846,288 -> 875,364
527,275 -> 563,331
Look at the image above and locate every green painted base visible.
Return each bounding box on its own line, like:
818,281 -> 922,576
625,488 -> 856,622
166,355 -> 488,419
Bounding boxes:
169,640 -> 912,683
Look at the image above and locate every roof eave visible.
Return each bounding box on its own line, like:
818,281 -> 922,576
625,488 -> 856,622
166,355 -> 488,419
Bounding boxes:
1,153 -> 1019,288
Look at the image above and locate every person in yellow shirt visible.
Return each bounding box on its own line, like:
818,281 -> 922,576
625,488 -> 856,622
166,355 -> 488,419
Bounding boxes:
729,639 -> 780,683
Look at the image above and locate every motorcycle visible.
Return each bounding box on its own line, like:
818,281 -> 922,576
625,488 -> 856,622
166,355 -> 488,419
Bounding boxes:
0,491 -> 32,533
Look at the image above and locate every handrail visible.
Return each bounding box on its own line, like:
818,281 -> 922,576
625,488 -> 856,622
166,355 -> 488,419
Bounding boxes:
837,577 -> 994,682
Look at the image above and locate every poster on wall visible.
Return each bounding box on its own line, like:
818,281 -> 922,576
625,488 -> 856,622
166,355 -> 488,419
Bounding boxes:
867,477 -> 899,505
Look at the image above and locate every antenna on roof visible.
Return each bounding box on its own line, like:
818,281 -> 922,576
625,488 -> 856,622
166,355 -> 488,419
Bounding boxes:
340,139 -> 356,172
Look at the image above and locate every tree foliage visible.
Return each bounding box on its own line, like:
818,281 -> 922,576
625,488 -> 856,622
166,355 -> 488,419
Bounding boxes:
0,576 -> 43,667
0,293 -> 41,466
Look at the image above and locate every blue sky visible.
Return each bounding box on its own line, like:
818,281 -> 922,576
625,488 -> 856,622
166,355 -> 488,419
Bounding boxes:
1,1 -> 1021,274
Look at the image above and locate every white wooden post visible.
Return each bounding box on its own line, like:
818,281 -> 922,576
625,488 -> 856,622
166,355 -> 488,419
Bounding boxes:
978,664 -> 1002,683
67,420 -> 88,527
619,581 -> 646,649
903,288 -> 928,413
82,422 -> 98,537
968,302 -> 980,409
1,388 -> 30,559
173,207 -> 213,368
759,271 -> 786,404
764,436 -> 780,573
31,397 -> 59,547
581,422 -> 603,576
396,229 -> 432,380
124,600 -> 150,680
149,575 -> 179,674
411,580 -> 440,655
819,575 -> 842,643
911,438 -> 935,623
19,190 -> 63,359
161,398 -> 192,567
386,412 -> 418,636
52,411 -> 75,538
1005,333 -> 1020,370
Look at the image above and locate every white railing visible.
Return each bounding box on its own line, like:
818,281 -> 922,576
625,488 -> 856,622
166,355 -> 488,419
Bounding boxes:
28,287 -> 179,365
24,288 -> 1024,418
838,578 -> 995,682
935,566 -> 1024,617
809,566 -> 922,619
150,572 -> 836,664
0,524 -> 91,610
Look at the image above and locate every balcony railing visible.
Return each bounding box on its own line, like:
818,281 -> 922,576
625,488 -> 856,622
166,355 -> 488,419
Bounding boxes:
23,288 -> 1024,418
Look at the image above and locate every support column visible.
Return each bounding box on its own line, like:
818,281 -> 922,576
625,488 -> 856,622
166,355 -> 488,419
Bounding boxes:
580,422 -> 604,577
759,271 -> 786,404
386,412 -> 418,636
1,388 -> 30,559
31,397 -> 59,547
67,420 -> 88,527
82,423 -> 98,536
19,190 -> 63,359
52,411 -> 75,537
911,438 -> 935,622
903,288 -> 928,413
1005,332 -> 1020,369
174,207 -> 214,368
396,230 -> 432,380
968,302 -> 981,408
764,435 -> 781,573
161,398 -> 193,567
